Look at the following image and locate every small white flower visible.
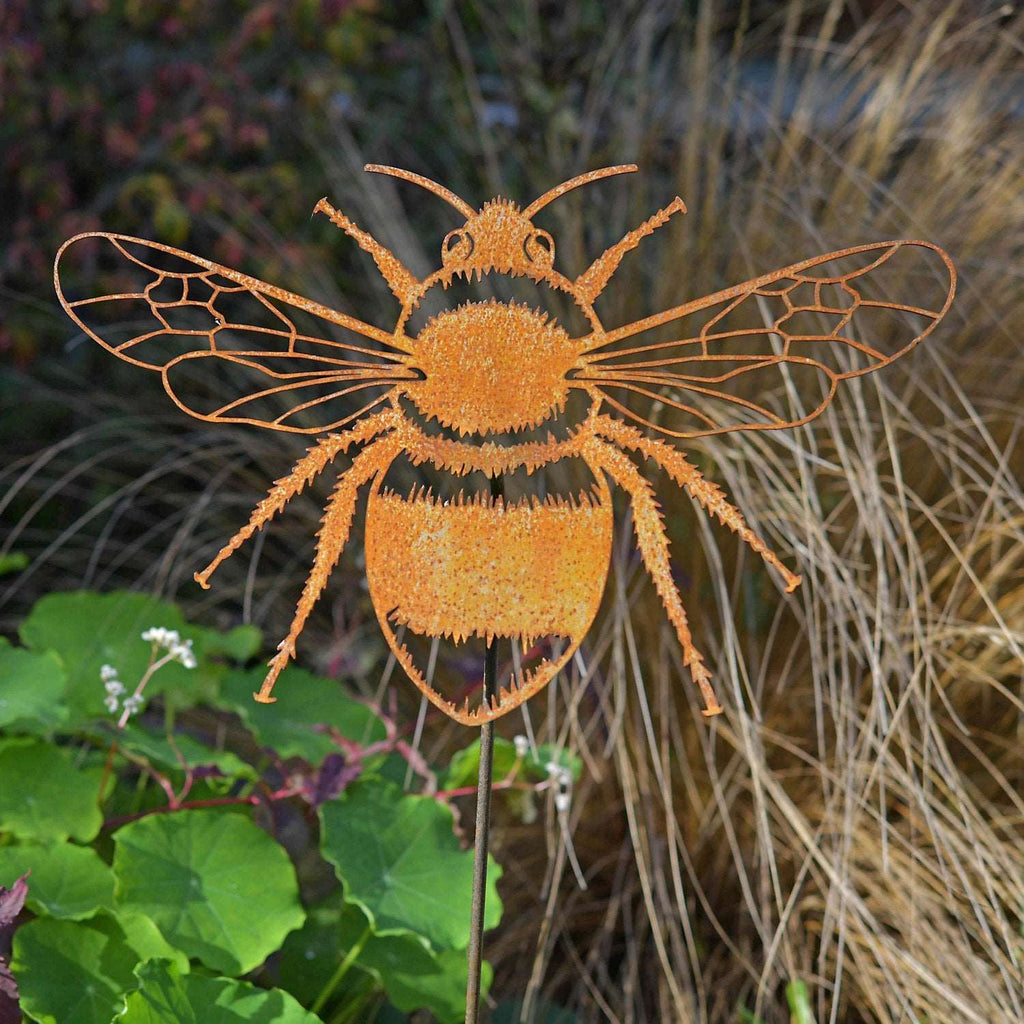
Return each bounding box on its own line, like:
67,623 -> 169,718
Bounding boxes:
103,695 -> 120,714
104,679 -> 125,696
520,791 -> 538,825
121,694 -> 144,716
513,735 -> 529,758
100,664 -> 119,682
141,626 -> 181,647
168,637 -> 196,668
141,626 -> 196,668
545,761 -> 572,785
554,790 -> 571,814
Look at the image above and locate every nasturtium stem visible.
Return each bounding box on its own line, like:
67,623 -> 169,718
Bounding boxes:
310,921 -> 373,1016
327,980 -> 382,1024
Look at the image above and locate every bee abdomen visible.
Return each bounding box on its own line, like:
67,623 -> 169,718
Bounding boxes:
364,486 -> 612,643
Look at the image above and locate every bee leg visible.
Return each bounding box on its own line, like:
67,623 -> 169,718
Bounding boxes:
593,416 -> 802,593
313,198 -> 420,305
194,410 -> 398,590
254,434 -> 400,704
585,437 -> 723,717
575,196 -> 687,304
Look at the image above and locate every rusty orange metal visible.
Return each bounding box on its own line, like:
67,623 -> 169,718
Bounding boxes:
55,165 -> 956,724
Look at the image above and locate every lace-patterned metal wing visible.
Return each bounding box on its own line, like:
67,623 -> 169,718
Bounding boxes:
54,233 -> 417,434
577,240 -> 956,438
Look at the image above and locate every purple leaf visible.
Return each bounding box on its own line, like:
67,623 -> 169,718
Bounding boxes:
0,876 -> 28,930
0,961 -> 17,1003
309,753 -> 360,808
0,874 -> 27,1023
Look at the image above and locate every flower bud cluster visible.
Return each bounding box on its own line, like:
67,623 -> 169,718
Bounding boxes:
545,760 -> 574,814
121,694 -> 144,716
140,626 -> 197,669
100,625 -> 198,720
101,664 -> 124,713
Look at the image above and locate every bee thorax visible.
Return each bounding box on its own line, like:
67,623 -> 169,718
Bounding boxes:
406,300 -> 578,435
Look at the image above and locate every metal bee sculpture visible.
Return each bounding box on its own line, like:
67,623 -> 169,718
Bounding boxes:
55,164 -> 955,725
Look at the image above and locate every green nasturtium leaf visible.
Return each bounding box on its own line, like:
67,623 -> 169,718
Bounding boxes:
0,738 -> 103,842
0,639 -> 68,734
442,736 -> 519,789
119,958 -> 320,1024
11,912 -> 184,1024
111,909 -> 191,973
392,947 -> 487,1024
114,723 -> 256,782
441,737 -> 582,791
374,749 -> 423,788
113,809 -> 305,975
201,623 -> 262,662
492,1000 -> 580,1023
319,779 -> 502,951
279,897 -> 489,1024
12,916 -> 137,1024
220,666 -> 385,762
18,590 -> 245,722
0,551 -> 29,577
359,927 -> 490,1024
531,743 -> 583,782
0,842 -> 114,920
278,898 -> 372,1007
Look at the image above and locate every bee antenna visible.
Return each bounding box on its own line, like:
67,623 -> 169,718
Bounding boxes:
364,164 -> 476,219
523,165 -> 638,219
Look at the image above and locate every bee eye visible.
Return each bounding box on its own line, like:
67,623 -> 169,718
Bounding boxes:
442,228 -> 473,265
524,228 -> 554,268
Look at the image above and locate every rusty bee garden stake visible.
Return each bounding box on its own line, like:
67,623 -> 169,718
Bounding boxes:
56,164 -> 955,1016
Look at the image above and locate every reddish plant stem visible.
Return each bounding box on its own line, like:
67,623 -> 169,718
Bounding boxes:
101,785 -> 304,830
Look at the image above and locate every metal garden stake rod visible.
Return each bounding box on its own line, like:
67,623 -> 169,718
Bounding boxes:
465,634 -> 499,1022
466,473 -> 503,1022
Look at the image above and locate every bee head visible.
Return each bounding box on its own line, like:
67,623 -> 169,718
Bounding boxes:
361,163 -> 639,435
440,200 -> 555,281
365,162 -> 637,287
